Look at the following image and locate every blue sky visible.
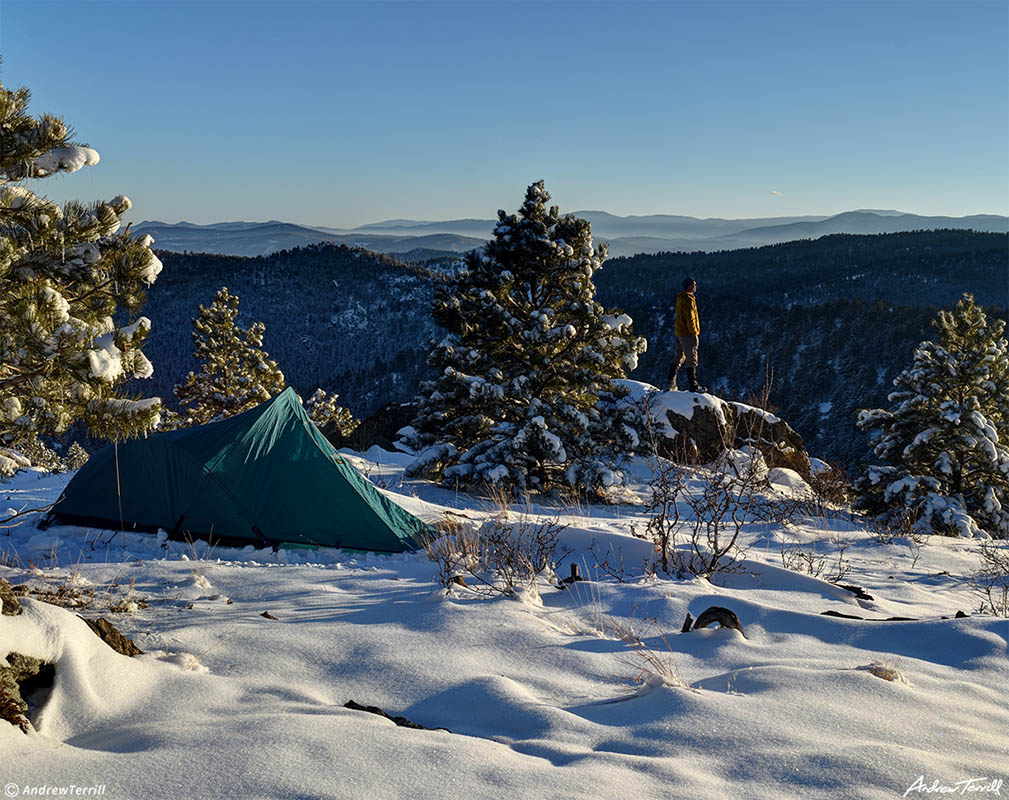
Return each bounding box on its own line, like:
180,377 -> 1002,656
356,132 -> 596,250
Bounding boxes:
1,0 -> 1006,227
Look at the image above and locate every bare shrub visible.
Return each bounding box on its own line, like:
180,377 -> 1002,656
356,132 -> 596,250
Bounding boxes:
640,452 -> 687,575
971,540 -> 1009,617
808,462 -> 854,507
636,400 -> 765,578
425,507 -> 565,597
749,490 -> 807,526
588,540 -> 632,583
678,447 -> 763,577
779,530 -> 851,583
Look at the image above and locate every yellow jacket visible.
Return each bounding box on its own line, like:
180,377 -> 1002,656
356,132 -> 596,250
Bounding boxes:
674,290 -> 699,336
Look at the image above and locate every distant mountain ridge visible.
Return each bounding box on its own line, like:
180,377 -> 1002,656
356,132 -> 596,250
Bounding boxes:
133,220 -> 485,258
135,210 -> 1008,260
727,211 -> 1009,244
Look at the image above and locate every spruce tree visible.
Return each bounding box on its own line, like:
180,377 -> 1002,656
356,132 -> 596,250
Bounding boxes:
405,181 -> 646,497
174,287 -> 286,425
856,294 -> 1009,537
0,71 -> 163,477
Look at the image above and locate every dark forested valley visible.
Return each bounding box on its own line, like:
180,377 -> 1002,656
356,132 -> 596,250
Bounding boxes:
136,230 -> 1007,467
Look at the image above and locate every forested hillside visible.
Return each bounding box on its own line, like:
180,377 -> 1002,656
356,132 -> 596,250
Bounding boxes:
140,244 -> 436,416
136,231 -> 1007,467
596,230 -> 1007,464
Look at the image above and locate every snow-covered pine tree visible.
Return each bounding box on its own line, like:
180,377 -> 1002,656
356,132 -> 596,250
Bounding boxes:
0,72 -> 163,478
174,287 -> 287,425
856,294 -> 1009,538
405,181 -> 646,498
305,388 -> 359,439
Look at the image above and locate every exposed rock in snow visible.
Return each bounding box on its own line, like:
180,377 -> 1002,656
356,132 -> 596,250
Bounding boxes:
1,651 -> 53,733
79,617 -> 143,657
639,385 -> 811,478
0,580 -> 21,617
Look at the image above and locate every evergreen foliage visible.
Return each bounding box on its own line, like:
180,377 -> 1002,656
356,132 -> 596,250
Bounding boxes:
304,388 -> 359,439
856,294 -> 1009,537
174,287 -> 287,425
0,71 -> 162,478
405,181 -> 646,497
173,286 -> 358,433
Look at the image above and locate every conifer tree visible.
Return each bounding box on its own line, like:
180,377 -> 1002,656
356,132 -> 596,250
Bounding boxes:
174,287 -> 358,433
0,71 -> 163,478
856,294 -> 1009,537
174,287 -> 286,425
305,388 -> 359,439
405,181 -> 646,497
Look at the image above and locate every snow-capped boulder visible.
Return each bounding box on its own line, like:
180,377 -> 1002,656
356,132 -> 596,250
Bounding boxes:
644,389 -> 811,479
768,467 -> 811,493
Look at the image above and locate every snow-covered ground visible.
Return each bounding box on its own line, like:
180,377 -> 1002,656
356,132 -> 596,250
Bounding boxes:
1,450 -> 1006,799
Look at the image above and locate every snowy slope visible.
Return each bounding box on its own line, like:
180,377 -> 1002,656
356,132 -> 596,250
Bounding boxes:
0,454 -> 1006,800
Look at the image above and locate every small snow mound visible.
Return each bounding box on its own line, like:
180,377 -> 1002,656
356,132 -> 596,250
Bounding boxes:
633,671 -> 684,696
187,574 -> 212,590
809,457 -> 831,475
512,582 -> 542,607
768,467 -> 810,493
0,599 -> 178,740
857,661 -> 908,685
156,652 -> 210,673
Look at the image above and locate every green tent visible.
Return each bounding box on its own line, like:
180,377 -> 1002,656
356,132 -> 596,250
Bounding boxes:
50,388 -> 428,552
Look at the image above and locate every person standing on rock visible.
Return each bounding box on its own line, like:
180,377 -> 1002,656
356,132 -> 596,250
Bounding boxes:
666,277 -> 706,392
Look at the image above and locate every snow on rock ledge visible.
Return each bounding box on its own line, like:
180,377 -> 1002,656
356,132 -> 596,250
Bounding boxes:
627,382 -> 811,478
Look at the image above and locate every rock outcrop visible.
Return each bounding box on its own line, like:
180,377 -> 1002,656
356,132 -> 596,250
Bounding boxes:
0,579 -> 21,617
1,653 -> 53,733
646,390 -> 811,479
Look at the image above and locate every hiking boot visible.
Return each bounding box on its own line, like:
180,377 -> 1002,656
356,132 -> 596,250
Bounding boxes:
665,365 -> 679,391
686,367 -> 707,394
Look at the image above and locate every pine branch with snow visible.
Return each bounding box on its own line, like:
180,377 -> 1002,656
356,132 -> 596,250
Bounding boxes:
0,74 -> 162,477
856,294 -> 1009,538
404,181 -> 647,498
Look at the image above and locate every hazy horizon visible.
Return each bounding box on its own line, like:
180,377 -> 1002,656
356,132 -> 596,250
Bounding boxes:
1,0 -> 1006,227
134,207 -> 1007,231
